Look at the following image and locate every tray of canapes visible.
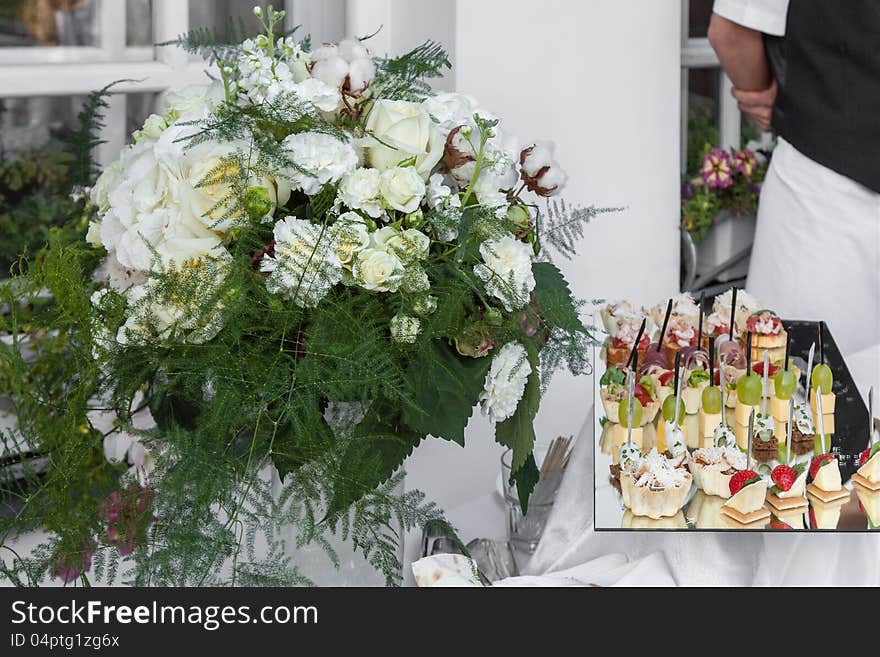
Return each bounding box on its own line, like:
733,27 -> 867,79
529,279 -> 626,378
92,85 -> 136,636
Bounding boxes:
594,290 -> 880,531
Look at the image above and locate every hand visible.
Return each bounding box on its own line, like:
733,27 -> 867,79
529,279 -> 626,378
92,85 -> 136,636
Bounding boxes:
731,79 -> 777,132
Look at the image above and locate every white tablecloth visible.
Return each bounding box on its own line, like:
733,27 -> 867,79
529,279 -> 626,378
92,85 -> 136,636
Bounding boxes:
518,345 -> 880,586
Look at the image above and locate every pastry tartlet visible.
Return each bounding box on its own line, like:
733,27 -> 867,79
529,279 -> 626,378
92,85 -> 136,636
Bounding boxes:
746,310 -> 787,363
620,448 -> 692,519
688,444 -> 748,499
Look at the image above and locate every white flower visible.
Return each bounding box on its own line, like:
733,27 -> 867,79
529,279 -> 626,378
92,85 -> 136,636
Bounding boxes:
333,211 -> 371,265
474,236 -> 535,312
133,114 -> 168,144
413,295 -> 438,316
479,342 -> 532,423
390,314 -> 421,343
90,159 -> 124,214
473,171 -> 511,217
379,166 -> 426,213
352,248 -> 405,292
282,131 -> 359,196
338,167 -> 383,218
364,99 -> 445,178
422,92 -> 480,130
237,38 -> 296,105
377,227 -> 430,263
117,249 -> 231,345
160,81 -> 224,120
261,216 -> 343,308
400,267 -> 430,293
92,253 -> 147,293
426,173 -> 460,210
520,141 -> 567,196
293,77 -> 342,112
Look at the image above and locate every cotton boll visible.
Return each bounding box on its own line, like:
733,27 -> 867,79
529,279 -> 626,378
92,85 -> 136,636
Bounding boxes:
520,142 -> 555,177
338,37 -> 370,62
311,43 -> 339,61
539,165 -> 568,195
347,57 -> 377,93
311,55 -> 349,89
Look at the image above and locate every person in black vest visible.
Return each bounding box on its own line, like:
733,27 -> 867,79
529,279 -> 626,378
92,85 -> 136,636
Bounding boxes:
709,0 -> 880,356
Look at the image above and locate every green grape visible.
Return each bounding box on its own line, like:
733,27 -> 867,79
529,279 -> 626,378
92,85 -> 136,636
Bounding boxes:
811,363 -> 833,393
702,386 -> 722,414
736,373 -> 762,406
774,370 -> 797,400
661,395 -> 685,424
618,397 -> 643,427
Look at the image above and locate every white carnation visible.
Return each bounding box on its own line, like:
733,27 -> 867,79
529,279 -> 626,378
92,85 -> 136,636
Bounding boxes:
479,342 -> 532,423
261,216 -> 343,308
390,314 -> 421,344
282,131 -> 359,196
474,236 -> 535,312
338,168 -> 383,218
379,166 -> 426,213
422,92 -> 480,130
293,77 -> 342,112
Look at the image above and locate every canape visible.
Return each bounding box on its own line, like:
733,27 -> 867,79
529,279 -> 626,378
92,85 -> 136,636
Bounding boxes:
620,448 -> 692,519
688,444 -> 748,499
751,413 -> 778,463
745,310 -> 787,363
853,443 -> 880,491
806,453 -> 850,503
721,469 -> 769,524
605,320 -> 650,368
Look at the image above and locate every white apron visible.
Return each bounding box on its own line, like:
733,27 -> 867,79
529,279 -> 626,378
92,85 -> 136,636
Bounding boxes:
747,138 -> 880,356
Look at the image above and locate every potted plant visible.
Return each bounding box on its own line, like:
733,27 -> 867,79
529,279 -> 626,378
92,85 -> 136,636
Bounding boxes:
681,143 -> 771,283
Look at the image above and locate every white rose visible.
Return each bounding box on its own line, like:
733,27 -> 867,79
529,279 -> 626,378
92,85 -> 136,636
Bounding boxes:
282,131 -> 359,196
353,248 -> 405,292
474,236 -> 535,312
364,99 -> 444,178
379,166 -> 426,214
390,314 -> 421,344
338,168 -> 383,218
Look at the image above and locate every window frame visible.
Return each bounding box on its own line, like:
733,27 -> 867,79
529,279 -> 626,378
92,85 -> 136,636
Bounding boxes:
680,1 -> 742,173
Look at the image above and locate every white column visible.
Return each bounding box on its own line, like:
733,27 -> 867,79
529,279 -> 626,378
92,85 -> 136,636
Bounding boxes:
406,0 -> 682,518
290,0 -> 347,44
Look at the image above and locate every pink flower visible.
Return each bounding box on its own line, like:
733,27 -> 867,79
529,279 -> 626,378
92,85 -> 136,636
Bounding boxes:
100,484 -> 156,557
700,148 -> 734,189
733,149 -> 757,178
52,546 -> 94,584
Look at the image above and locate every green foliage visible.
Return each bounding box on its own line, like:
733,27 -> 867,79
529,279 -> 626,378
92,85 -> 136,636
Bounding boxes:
401,340 -> 490,445
371,40 -> 451,101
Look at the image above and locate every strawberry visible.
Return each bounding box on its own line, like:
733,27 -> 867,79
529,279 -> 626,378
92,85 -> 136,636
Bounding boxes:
810,454 -> 835,479
860,449 -> 871,467
659,371 -> 675,386
729,469 -> 760,496
770,518 -> 792,530
634,383 -> 652,406
809,507 -> 817,529
771,465 -> 798,492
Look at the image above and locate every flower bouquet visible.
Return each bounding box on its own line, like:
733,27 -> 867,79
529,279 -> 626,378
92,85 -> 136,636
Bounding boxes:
0,6 -> 606,586
681,144 -> 770,243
